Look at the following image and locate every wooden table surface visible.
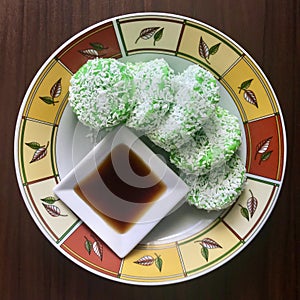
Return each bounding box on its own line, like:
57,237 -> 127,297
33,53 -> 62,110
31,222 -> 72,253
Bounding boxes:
1,0 -> 299,299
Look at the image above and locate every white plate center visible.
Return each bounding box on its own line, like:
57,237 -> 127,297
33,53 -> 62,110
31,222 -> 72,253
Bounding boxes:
56,54 -> 246,245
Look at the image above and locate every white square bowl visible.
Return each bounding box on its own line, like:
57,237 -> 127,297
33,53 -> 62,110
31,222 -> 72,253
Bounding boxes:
53,126 -> 189,258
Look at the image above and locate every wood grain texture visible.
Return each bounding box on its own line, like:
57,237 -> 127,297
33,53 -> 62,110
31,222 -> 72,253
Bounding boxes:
0,0 -> 299,299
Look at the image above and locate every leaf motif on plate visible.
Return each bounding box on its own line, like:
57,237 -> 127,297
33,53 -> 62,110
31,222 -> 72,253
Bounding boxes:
199,36 -> 210,62
135,27 -> 160,44
78,49 -> 100,59
238,79 -> 253,92
239,204 -> 250,221
39,96 -> 59,105
42,203 -> 67,217
209,43 -> 221,55
27,141 -> 49,163
50,78 -> 62,99
259,150 -> 273,165
201,246 -> 209,262
134,253 -> 163,272
238,79 -> 258,108
78,42 -> 108,59
239,189 -> 258,221
39,78 -> 62,106
84,236 -> 93,255
195,238 -> 222,262
25,141 -> 41,150
134,255 -> 155,266
92,240 -> 103,261
243,90 -> 258,108
154,253 -> 163,272
40,196 -> 59,204
153,27 -> 164,46
89,233 -> 104,261
255,136 -> 273,160
198,37 -> 221,64
89,42 -> 107,51
255,137 -> 273,164
247,189 -> 258,218
200,238 -> 222,249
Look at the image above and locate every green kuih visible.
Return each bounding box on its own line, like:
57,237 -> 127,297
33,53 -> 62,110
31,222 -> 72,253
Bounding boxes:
170,106 -> 242,175
125,58 -> 175,134
69,57 -> 246,212
148,64 -> 220,152
69,58 -> 135,130
183,153 -> 246,210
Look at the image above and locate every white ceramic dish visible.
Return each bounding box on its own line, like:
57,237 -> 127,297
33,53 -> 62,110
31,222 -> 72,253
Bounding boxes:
53,126 -> 189,258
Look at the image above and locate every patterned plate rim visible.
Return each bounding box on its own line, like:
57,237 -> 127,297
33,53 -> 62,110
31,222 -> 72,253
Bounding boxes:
14,12 -> 287,285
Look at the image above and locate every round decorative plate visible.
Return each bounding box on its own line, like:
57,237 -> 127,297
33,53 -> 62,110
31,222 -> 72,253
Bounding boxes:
14,13 -> 286,285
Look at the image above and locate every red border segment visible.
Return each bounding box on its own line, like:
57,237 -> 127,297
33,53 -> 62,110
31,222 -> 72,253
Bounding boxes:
57,23 -> 121,74
244,115 -> 284,181
61,223 -> 122,277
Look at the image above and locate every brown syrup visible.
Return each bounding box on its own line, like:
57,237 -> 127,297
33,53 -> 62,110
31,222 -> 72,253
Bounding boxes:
74,144 -> 166,234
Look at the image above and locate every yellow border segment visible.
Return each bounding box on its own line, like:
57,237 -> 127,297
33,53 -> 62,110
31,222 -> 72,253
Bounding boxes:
24,59 -> 72,124
244,56 -> 279,114
120,243 -> 184,281
22,120 -> 54,183
178,21 -> 241,78
222,56 -> 278,122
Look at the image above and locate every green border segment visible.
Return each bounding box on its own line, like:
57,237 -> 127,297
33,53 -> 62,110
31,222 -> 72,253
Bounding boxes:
50,125 -> 59,178
20,118 -> 27,184
56,219 -> 81,244
127,48 -> 176,55
246,174 -> 280,186
116,20 -> 128,56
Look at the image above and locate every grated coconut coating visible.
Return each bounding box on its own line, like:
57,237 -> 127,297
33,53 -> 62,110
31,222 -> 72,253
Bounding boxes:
69,58 -> 134,130
68,58 -> 246,211
147,64 -> 219,152
170,106 -> 242,175
125,59 -> 174,133
183,153 -> 246,210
